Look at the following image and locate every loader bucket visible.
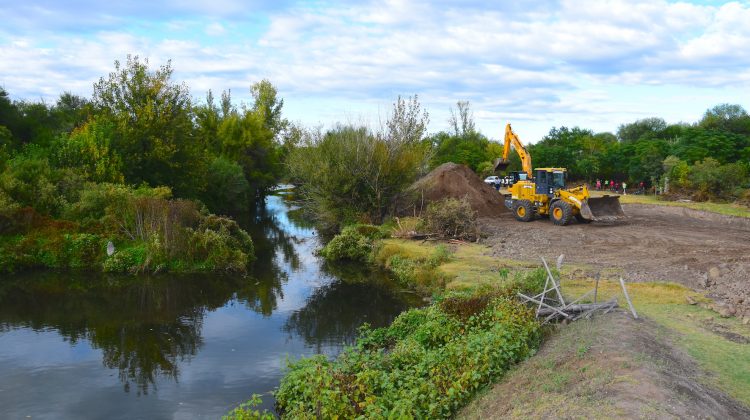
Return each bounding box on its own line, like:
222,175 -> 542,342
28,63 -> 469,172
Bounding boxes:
580,195 -> 625,221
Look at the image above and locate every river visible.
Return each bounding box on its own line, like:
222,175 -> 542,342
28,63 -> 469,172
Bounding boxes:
0,188 -> 420,419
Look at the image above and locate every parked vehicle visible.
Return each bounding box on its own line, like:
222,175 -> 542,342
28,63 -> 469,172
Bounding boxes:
484,176 -> 501,186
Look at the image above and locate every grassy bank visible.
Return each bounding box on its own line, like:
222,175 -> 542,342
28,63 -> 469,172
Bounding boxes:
229,229 -> 750,418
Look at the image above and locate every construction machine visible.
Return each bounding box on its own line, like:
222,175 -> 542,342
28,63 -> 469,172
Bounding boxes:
494,124 -> 624,225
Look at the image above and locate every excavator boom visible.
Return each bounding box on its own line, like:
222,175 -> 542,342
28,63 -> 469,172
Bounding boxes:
494,124 -> 532,178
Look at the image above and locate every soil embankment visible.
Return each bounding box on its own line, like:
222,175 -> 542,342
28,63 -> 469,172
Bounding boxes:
398,162 -> 507,217
481,203 -> 750,318
459,311 -> 750,419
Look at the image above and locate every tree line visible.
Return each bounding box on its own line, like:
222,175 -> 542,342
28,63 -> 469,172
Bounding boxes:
0,55 -> 291,273
2,55 -> 748,246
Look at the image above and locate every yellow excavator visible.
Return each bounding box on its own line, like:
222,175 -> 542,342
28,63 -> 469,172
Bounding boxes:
494,123 -> 624,225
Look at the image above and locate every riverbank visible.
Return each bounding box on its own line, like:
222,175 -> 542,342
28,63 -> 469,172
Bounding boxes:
239,213 -> 750,417
0,184 -> 255,274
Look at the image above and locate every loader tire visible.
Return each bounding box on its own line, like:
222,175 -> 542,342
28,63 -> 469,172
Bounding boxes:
513,200 -> 534,222
550,200 -> 573,226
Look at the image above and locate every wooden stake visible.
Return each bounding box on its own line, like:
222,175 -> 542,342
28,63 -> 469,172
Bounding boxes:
594,273 -> 600,303
619,277 -> 638,319
542,257 -> 565,306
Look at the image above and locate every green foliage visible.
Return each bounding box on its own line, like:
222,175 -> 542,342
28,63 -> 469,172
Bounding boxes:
103,242 -> 148,273
0,232 -> 106,272
319,224 -> 384,262
0,155 -> 74,216
93,55 -> 205,197
223,394 -> 274,420
429,130 -> 491,172
288,98 -> 429,230
689,158 -> 749,201
0,60 -> 285,274
53,117 -> 124,183
275,296 -> 541,418
200,156 -> 251,215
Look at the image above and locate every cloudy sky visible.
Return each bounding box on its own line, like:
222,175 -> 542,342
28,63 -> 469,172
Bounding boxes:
1,0 -> 749,141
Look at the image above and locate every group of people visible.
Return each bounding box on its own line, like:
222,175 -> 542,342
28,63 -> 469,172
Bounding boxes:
595,179 -> 637,194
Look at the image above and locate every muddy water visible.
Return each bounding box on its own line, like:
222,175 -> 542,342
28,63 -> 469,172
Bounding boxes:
0,190 -> 419,419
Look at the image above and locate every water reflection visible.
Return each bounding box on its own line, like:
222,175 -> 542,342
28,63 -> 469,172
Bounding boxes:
284,264 -> 416,352
0,190 -> 417,419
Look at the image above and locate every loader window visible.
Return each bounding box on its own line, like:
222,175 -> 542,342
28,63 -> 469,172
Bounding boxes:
552,172 -> 565,188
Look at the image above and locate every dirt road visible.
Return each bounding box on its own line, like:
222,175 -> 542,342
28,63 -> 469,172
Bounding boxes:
481,204 -> 750,317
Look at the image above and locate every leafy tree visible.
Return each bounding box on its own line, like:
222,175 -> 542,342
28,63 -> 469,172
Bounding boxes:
200,156 -> 251,215
699,104 -> 750,135
616,117 -> 667,142
93,55 -> 204,197
53,117 -> 124,183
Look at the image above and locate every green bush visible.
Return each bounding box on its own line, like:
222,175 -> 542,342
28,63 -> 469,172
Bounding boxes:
103,243 -> 148,273
275,296 -> 541,418
319,224 -> 383,262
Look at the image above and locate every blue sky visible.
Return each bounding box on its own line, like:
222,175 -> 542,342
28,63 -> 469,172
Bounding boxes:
1,0 -> 749,142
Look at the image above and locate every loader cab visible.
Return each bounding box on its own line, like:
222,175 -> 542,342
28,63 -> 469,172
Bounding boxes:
534,168 -> 567,196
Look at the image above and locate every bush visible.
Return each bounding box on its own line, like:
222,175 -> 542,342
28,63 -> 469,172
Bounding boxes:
103,243 -> 148,273
275,296 -> 540,418
421,197 -> 479,241
319,224 -> 383,262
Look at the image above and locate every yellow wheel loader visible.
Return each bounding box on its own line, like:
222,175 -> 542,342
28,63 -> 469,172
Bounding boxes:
494,124 -> 625,225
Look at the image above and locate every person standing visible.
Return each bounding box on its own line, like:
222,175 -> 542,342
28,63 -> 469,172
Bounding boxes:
622,181 -> 627,195
610,180 -> 615,191
596,179 -> 601,190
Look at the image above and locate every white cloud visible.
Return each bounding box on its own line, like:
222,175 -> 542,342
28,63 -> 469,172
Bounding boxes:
1,0 -> 749,141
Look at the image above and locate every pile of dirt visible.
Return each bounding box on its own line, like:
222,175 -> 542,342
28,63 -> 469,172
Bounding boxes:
397,163 -> 506,217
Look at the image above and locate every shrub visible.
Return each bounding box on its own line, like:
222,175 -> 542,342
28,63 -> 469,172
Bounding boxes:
103,243 -> 148,273
275,297 -> 541,418
421,197 -> 479,241
319,224 -> 382,262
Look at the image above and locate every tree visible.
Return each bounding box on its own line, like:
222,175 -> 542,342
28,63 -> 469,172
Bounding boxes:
448,101 -> 475,137
616,118 -> 667,143
699,104 -> 750,135
385,95 -> 429,146
93,55 -> 204,197
251,80 -> 286,137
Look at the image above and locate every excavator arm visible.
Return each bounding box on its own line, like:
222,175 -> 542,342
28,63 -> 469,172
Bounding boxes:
494,123 -> 532,178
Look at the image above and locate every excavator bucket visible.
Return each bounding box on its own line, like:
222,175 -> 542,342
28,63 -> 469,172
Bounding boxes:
579,195 -> 625,221
493,158 -> 510,172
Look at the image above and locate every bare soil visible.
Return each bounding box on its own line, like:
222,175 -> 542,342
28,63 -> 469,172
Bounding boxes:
481,203 -> 750,317
459,311 -> 750,419
397,163 -> 507,217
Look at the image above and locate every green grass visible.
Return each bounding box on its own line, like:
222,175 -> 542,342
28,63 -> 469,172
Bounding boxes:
591,191 -> 750,218
375,239 -> 541,292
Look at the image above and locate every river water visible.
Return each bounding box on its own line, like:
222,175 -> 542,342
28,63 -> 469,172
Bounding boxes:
0,189 -> 419,419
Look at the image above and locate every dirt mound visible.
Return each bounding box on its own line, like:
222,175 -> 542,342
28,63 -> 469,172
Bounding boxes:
398,163 -> 506,217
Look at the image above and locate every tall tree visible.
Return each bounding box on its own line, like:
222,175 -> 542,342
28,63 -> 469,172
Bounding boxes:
92,55 -> 204,196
